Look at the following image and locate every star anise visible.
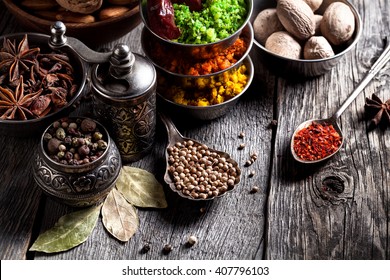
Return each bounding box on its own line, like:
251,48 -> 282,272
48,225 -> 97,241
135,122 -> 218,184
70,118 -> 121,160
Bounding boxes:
365,93 -> 390,127
0,76 -> 43,120
0,34 -> 40,84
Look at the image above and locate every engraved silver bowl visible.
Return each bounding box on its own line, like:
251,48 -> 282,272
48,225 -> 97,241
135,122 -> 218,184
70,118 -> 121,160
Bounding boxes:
250,0 -> 362,77
32,117 -> 122,207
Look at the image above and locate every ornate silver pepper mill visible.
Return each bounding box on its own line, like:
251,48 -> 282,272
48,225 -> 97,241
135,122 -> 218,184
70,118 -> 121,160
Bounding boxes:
49,21 -> 157,162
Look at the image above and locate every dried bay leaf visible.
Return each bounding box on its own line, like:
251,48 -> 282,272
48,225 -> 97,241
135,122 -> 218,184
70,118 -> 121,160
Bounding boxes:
116,166 -> 168,208
102,188 -> 139,242
29,204 -> 101,253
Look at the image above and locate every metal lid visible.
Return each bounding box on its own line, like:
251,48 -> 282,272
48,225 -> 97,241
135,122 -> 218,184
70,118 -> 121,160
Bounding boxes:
91,44 -> 156,100
48,21 -> 156,101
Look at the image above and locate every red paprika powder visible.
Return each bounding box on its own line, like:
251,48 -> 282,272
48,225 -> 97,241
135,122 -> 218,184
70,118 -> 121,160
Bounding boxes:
293,121 -> 342,161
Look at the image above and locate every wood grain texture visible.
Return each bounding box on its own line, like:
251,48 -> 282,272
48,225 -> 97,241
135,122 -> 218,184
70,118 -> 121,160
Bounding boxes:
266,0 -> 390,260
0,136 -> 42,259
30,24 -> 272,260
0,0 -> 389,260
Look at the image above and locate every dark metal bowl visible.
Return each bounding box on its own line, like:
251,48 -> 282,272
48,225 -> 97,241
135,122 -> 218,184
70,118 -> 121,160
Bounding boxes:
156,56 -> 254,121
142,22 -> 254,77
32,117 -> 121,207
140,0 -> 253,60
250,0 -> 362,77
0,32 -> 86,137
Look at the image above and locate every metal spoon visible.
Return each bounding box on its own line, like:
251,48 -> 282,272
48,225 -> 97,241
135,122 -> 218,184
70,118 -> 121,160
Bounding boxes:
159,112 -> 241,200
291,40 -> 390,164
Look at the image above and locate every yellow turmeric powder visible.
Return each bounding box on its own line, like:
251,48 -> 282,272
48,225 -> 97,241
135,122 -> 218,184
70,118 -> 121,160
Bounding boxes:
158,64 -> 248,106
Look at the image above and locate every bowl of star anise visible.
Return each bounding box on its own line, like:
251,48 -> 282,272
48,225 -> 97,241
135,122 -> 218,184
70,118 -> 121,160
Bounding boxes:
0,32 -> 87,137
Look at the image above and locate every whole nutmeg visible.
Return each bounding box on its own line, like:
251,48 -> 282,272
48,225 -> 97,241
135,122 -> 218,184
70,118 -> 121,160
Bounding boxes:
304,36 -> 334,59
320,2 -> 356,46
277,0 -> 316,40
253,8 -> 284,45
265,31 -> 302,59
313,14 -> 323,36
80,118 -> 97,133
303,36 -> 334,59
303,0 -> 323,12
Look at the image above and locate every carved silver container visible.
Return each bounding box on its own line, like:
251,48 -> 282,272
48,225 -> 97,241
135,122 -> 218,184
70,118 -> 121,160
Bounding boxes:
91,46 -> 157,163
32,118 -> 122,207
48,21 -> 157,163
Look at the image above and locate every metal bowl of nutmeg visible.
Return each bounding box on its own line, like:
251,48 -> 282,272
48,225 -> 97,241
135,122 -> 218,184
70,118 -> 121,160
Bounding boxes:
32,117 -> 122,207
2,0 -> 141,46
0,32 -> 86,137
250,0 -> 362,77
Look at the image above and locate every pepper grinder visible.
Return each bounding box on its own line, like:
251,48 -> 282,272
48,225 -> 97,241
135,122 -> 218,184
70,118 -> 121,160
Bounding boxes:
49,21 -> 157,162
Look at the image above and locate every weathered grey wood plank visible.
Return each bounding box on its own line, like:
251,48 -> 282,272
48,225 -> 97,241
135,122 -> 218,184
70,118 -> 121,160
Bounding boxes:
0,1 -> 43,260
0,135 -> 42,259
266,0 -> 390,260
31,25 -> 274,260
2,0 -> 389,261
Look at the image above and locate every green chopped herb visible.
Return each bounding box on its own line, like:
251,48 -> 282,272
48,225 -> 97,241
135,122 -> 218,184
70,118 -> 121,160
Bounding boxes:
173,0 -> 248,44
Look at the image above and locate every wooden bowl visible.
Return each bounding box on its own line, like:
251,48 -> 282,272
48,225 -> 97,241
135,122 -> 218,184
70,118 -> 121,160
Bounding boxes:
2,0 -> 141,47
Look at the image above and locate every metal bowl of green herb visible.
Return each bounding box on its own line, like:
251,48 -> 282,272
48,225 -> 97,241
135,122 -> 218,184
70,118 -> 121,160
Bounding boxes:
0,32 -> 86,137
140,0 -> 253,59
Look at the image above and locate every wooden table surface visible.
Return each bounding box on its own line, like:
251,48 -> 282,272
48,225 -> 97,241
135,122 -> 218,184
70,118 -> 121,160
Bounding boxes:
1,0 -> 389,260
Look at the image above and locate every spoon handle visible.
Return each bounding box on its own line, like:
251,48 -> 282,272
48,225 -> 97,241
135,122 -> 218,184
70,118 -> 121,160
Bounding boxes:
333,38 -> 390,119
158,111 -> 184,144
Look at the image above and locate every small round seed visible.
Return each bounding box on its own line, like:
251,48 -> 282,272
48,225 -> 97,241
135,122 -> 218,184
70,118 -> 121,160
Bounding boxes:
250,186 -> 260,194
167,140 -> 239,200
162,244 -> 172,254
140,243 -> 151,254
187,235 -> 198,246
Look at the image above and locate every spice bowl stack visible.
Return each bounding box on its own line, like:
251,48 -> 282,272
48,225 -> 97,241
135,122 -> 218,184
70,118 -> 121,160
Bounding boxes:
32,117 -> 122,207
140,0 -> 254,120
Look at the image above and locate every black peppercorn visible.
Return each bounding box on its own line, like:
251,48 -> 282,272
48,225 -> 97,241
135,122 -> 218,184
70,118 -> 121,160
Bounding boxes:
44,118 -> 108,166
140,243 -> 151,254
162,244 -> 172,254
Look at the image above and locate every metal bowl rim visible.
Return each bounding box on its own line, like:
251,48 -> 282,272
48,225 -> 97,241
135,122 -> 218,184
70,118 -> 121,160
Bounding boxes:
0,32 -> 87,126
2,0 -> 140,29
139,0 -> 254,47
142,23 -> 254,78
39,117 -> 113,171
157,55 -> 254,110
251,0 -> 363,63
